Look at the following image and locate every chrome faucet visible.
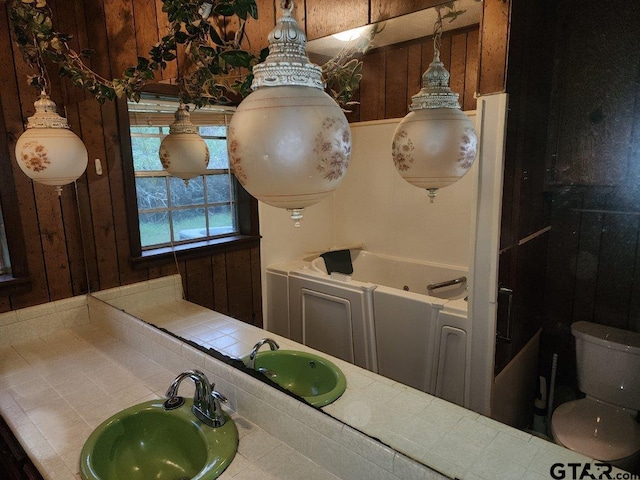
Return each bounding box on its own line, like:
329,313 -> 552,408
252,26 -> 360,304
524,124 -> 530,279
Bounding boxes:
247,338 -> 279,369
165,370 -> 227,427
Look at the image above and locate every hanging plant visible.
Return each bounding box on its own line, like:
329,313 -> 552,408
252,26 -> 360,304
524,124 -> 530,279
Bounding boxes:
4,0 -> 366,110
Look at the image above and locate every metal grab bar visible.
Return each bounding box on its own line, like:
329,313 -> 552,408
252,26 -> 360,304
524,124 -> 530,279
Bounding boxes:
427,276 -> 467,291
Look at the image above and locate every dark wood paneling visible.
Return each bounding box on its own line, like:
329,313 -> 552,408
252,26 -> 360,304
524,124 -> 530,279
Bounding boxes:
304,0 -> 368,40
185,257 -> 215,311
358,50 -> 386,121
212,254 -> 229,315
477,0 -> 510,95
384,46 -> 409,119
355,27 -> 479,123
225,249 -> 255,324
370,0 -> 447,23
462,29 -> 478,111
406,43 -> 422,110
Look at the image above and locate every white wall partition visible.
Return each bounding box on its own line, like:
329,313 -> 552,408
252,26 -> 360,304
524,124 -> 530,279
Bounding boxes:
260,113 -> 479,327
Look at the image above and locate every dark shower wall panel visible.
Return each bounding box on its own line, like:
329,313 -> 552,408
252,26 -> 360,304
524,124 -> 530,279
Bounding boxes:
545,0 -> 640,187
569,192 -> 606,326
544,191 -> 640,334
593,211 -> 640,331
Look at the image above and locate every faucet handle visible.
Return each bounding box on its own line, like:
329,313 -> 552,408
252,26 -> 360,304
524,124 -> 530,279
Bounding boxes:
209,390 -> 228,427
211,390 -> 227,404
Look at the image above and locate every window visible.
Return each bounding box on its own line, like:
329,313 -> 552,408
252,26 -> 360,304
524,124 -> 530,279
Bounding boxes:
121,93 -> 259,266
0,95 -> 30,295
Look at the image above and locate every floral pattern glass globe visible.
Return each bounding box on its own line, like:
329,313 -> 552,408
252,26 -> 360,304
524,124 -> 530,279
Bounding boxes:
228,85 -> 351,211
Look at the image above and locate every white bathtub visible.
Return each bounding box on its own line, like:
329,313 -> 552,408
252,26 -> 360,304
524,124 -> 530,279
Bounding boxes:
266,250 -> 471,407
310,250 -> 468,300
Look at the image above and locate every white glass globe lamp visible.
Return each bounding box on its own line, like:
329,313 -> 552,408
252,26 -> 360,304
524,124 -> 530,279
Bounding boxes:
391,24 -> 477,203
15,91 -> 88,195
228,1 -> 351,227
159,103 -> 210,186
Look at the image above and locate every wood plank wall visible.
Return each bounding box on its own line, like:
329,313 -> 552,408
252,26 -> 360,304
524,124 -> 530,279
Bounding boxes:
345,26 -> 479,123
0,0 -> 266,326
0,0 -> 487,328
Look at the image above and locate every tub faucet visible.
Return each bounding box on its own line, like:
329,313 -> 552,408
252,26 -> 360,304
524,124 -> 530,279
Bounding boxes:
165,370 -> 227,427
247,338 -> 280,369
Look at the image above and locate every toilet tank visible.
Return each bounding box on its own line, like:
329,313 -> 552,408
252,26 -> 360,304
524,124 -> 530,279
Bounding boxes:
572,321 -> 640,410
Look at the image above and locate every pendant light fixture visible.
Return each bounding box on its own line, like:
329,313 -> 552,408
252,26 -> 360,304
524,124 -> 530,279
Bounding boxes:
159,103 -> 210,186
391,6 -> 478,203
228,0 -> 352,227
14,31 -> 88,196
15,91 -> 88,196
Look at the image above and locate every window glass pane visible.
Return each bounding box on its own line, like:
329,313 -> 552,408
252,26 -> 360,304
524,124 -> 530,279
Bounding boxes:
170,176 -> 204,207
140,211 -> 171,246
205,139 -> 229,169
131,126 -> 161,135
129,98 -> 240,250
173,208 -> 207,241
131,136 -> 163,170
200,126 -> 226,136
206,174 -> 232,203
208,205 -> 235,231
136,177 -> 168,210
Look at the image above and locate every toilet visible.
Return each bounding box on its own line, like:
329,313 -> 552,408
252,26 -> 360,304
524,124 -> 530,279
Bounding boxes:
551,321 -> 640,471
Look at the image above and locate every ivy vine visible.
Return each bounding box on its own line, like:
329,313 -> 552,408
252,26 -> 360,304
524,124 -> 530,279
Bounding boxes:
4,0 -> 365,110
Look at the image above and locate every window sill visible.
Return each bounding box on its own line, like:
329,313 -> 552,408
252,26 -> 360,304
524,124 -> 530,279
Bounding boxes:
0,275 -> 31,297
130,234 -> 261,269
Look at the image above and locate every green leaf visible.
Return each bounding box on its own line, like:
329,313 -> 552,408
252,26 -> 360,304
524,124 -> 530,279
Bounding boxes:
174,31 -> 188,43
137,56 -> 150,70
208,28 -> 224,46
212,4 -> 235,17
221,50 -> 253,68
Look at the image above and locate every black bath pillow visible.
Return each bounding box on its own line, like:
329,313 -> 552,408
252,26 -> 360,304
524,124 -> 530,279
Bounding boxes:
320,249 -> 353,275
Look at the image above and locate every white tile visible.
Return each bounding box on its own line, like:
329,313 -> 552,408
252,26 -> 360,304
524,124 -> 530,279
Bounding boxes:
468,451 -> 527,480
256,443 -> 311,480
0,311 -> 18,326
393,453 -> 448,480
16,303 -> 57,321
237,428 -> 282,462
430,430 -> 485,470
485,431 -> 540,467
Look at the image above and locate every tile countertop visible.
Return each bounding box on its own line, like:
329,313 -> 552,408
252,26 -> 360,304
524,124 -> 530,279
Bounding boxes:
0,326 -> 341,480
93,274 -> 633,480
1,274 -> 630,480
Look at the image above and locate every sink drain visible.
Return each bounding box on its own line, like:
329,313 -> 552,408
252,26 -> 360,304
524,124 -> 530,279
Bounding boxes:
163,396 -> 185,410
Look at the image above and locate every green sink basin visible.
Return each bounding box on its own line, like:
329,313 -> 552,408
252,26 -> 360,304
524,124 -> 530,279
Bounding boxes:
80,398 -> 238,480
251,350 -> 346,407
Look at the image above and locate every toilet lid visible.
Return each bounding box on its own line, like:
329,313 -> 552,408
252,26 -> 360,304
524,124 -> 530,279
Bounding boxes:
552,399 -> 640,461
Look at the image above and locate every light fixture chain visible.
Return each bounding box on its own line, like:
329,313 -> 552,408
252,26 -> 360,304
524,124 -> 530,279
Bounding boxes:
281,0 -> 293,14
433,6 -> 443,59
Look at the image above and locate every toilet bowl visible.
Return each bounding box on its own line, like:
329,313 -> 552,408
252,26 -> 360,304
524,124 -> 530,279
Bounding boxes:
551,398 -> 640,471
550,321 -> 640,471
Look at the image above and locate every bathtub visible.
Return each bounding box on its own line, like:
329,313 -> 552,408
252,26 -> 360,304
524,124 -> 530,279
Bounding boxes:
310,250 -> 468,300
266,249 -> 471,407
